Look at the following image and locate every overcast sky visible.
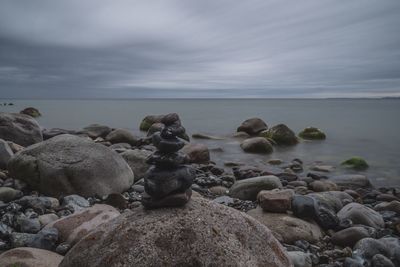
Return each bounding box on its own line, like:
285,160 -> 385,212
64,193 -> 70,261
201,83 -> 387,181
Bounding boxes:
1,0 -> 400,98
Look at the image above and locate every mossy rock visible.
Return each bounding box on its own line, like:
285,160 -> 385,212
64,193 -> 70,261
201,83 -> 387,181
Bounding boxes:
260,124 -> 298,146
298,127 -> 326,140
20,107 -> 41,118
341,157 -> 369,170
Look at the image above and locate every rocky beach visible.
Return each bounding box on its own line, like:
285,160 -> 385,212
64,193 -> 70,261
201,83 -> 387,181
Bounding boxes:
0,109 -> 399,267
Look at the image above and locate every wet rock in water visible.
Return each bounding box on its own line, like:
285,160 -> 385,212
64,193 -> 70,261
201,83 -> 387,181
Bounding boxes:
260,124 -> 298,145
309,180 -> 339,192
0,247 -> 63,267
331,226 -> 374,248
310,165 -> 335,172
105,128 -> 138,146
287,251 -> 313,267
121,149 -> 152,182
140,114 -> 165,131
374,200 -> 400,214
20,107 -> 41,118
237,117 -> 268,135
0,187 -> 22,203
331,174 -> 372,189
80,124 -> 112,139
60,197 -> 291,267
42,128 -> 76,140
229,175 -> 282,201
182,143 -> 210,163
257,189 -> 294,213
0,112 -> 43,146
8,134 -> 134,197
240,137 -> 273,154
45,204 -> 120,246
0,139 -> 14,170
247,207 -> 324,244
341,156 -> 369,170
268,159 -> 283,165
338,203 -> 384,229
233,131 -> 251,138
298,127 -> 326,140
29,227 -> 59,250
191,133 -> 223,140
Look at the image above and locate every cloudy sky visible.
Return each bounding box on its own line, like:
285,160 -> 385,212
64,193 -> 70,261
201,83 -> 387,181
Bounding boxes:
0,0 -> 400,98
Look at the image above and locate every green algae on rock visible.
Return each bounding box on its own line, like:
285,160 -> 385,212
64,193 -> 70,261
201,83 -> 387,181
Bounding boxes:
341,156 -> 369,170
298,127 -> 326,140
260,124 -> 298,145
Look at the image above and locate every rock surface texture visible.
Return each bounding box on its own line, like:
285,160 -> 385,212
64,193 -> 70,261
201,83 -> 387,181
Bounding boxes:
60,197 -> 292,267
8,134 -> 134,197
0,112 -> 43,146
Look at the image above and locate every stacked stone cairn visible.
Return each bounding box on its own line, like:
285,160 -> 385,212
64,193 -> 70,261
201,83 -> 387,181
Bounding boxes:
141,114 -> 195,209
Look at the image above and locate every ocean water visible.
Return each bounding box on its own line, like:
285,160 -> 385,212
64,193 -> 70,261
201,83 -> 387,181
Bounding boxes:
1,98 -> 400,187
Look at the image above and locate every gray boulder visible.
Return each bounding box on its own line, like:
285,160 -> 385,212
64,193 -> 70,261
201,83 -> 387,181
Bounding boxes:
338,203 -> 384,229
60,197 -> 291,267
121,149 -> 152,181
0,112 -> 43,146
237,118 -> 268,135
8,134 -> 134,197
229,175 -> 282,200
240,137 -> 273,154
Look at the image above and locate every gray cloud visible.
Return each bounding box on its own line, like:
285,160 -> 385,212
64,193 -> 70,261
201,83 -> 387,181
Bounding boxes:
0,0 -> 399,98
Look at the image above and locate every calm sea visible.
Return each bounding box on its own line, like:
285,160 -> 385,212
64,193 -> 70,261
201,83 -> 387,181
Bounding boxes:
1,98 -> 400,187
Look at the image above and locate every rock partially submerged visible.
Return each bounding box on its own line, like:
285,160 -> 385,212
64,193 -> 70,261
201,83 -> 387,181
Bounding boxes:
60,197 -> 291,267
298,127 -> 326,140
240,137 -> 273,154
237,117 -> 268,135
8,134 -> 134,197
20,107 -> 41,118
260,124 -> 298,145
341,156 -> 369,170
0,112 -> 43,146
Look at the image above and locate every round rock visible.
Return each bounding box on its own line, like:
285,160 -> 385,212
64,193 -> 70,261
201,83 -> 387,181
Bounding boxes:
8,134 -> 134,197
0,112 -> 43,146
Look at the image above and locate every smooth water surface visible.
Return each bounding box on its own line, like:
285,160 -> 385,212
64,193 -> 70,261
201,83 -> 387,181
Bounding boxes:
1,99 -> 399,187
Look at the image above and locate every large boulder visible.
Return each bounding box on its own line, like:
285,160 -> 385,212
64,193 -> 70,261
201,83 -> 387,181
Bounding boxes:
0,112 -> 43,146
0,247 -> 63,267
237,117 -> 267,135
260,124 -> 298,145
60,198 -> 291,267
229,176 -> 282,201
182,143 -> 210,163
45,204 -> 120,246
240,137 -> 273,154
247,207 -> 324,244
8,134 -> 134,197
121,149 -> 152,181
337,203 -> 384,229
0,138 -> 14,169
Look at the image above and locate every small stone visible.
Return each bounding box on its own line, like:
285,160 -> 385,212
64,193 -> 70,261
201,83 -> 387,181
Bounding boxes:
287,251 -> 312,267
268,159 -> 282,165
240,137 -> 273,154
311,165 -> 335,172
298,127 -> 326,140
341,157 -> 369,170
10,232 -> 36,248
105,128 -> 138,146
182,143 -> 210,163
208,186 -> 229,195
38,214 -> 59,227
0,187 -> 22,203
257,189 -> 294,213
29,227 -> 58,250
309,180 -> 338,192
338,203 -> 384,229
374,201 -> 400,214
229,176 -> 282,201
18,217 -> 41,234
61,195 -> 90,212
331,226 -> 373,248
56,242 -> 71,255
152,132 -> 184,153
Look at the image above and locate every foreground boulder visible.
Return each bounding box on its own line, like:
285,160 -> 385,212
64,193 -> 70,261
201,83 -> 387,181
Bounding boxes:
0,112 -> 43,146
247,207 -> 324,244
260,124 -> 298,145
45,204 -> 120,246
60,198 -> 291,267
0,247 -> 63,267
8,134 -> 134,197
237,117 -> 268,135
240,137 -> 273,154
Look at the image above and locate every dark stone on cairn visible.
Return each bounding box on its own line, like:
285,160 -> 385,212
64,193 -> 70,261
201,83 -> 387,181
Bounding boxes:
142,120 -> 195,209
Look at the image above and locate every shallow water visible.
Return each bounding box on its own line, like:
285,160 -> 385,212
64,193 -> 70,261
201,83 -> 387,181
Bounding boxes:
1,98 -> 400,187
